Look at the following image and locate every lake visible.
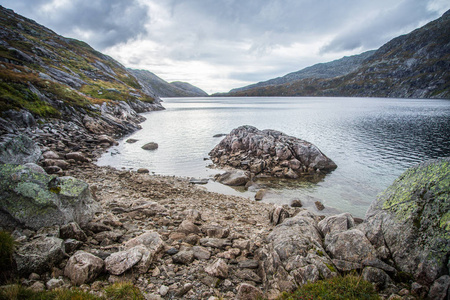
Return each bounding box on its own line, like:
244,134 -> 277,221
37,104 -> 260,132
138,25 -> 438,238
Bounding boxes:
97,97 -> 450,217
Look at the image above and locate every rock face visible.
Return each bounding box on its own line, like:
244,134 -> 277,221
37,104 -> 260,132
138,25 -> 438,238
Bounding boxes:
0,164 -> 100,230
0,134 -> 41,164
364,157 -> 450,286
209,125 -> 337,179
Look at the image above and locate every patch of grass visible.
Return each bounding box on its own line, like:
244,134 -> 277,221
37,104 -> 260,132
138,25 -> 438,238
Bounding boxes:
104,282 -> 145,300
0,282 -> 145,300
277,274 -> 380,300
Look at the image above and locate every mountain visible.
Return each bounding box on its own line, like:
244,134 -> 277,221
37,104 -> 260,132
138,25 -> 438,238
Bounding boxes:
224,10 -> 450,99
0,5 -> 165,138
129,69 -> 208,97
230,50 -> 376,93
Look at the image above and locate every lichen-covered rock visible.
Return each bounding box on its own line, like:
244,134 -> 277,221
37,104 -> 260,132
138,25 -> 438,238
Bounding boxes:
364,158 -> 450,287
209,125 -> 337,178
14,236 -> 65,275
0,164 -> 101,230
0,134 -> 41,164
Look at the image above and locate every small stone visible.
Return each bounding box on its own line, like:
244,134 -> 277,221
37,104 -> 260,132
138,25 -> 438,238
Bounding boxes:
290,198 -> 303,207
126,139 -> 138,143
315,200 -> 325,211
137,168 -> 149,174
159,285 -> 169,296
46,278 -> 64,290
192,246 -> 211,260
205,258 -> 228,278
28,281 -> 45,292
172,250 -> 194,265
142,142 -> 158,150
166,248 -> 179,255
254,189 -> 267,201
235,283 -> 263,300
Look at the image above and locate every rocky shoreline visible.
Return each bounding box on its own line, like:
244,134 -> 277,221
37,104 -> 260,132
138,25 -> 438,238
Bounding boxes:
0,106 -> 449,299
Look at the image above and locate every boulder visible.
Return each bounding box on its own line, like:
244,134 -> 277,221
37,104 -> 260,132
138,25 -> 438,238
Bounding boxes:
64,250 -> 104,285
142,142 -> 158,150
235,283 -> 263,300
325,229 -> 377,264
14,236 -> 65,275
105,245 -> 150,275
363,158 -> 450,287
255,189 -> 267,200
318,213 -> 355,236
209,125 -> 337,178
215,170 -> 250,186
0,164 -> 101,230
205,258 -> 229,278
0,134 -> 41,164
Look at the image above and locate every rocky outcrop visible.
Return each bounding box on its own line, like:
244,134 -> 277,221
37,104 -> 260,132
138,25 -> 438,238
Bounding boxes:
363,157 -> 450,286
0,164 -> 100,230
209,125 -> 337,179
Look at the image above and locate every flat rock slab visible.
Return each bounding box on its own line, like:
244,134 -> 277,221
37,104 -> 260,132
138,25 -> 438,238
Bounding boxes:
209,125 -> 336,179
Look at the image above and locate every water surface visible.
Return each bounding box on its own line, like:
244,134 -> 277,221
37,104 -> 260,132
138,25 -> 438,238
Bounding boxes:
97,97 -> 450,217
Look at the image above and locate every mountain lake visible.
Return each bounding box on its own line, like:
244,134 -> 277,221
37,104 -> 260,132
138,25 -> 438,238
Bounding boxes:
97,97 -> 450,218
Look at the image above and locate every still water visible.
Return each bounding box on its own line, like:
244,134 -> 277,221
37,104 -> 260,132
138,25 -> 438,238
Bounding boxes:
97,97 -> 450,217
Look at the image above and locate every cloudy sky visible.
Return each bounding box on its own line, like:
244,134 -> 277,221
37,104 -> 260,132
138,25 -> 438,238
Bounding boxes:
2,0 -> 449,93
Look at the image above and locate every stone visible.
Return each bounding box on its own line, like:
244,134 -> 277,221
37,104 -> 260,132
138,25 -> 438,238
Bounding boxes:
235,283 -> 263,300
175,283 -> 193,297
126,139 -> 138,143
428,275 -> 449,300
64,250 -> 104,285
325,229 -> 377,263
172,250 -> 194,265
124,231 -> 165,253
14,236 -> 65,275
235,269 -> 262,283
42,151 -> 60,159
205,258 -> 228,278
142,142 -> 158,150
314,200 -> 325,211
318,212 -> 355,236
46,278 -> 64,290
178,220 -> 201,235
0,164 -> 101,230
238,260 -> 259,269
192,246 -> 211,260
215,170 -> 250,186
209,126 -> 337,179
202,225 -> 230,238
290,198 -> 302,207
28,281 -> 45,292
104,245 -> 149,275
0,134 -> 41,164
137,168 -> 149,174
64,239 -> 83,253
200,238 -> 231,249
159,285 -> 169,296
362,267 -> 392,291
97,134 -> 117,146
189,178 -> 209,184
42,159 -> 70,170
254,189 -> 267,200
411,282 -> 428,299
65,152 -> 90,162
269,205 -> 289,225
60,222 -> 88,242
364,158 -> 450,286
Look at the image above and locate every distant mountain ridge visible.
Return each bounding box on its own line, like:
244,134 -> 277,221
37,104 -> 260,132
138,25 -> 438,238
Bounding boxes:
225,10 -> 450,99
129,69 -> 208,97
230,50 -> 376,93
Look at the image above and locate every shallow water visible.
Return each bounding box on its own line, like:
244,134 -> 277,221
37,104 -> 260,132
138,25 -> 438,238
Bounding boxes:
97,97 -> 450,217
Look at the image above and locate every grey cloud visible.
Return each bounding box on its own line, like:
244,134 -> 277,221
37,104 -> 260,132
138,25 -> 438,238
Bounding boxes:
2,0 -> 149,49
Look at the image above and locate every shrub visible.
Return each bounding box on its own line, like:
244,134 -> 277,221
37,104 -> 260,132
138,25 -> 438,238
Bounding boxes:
278,274 -> 380,300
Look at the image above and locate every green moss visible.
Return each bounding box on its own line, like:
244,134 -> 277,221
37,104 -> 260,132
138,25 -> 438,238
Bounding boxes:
104,282 -> 145,300
325,263 -> 336,273
277,274 -> 380,300
316,250 -> 324,257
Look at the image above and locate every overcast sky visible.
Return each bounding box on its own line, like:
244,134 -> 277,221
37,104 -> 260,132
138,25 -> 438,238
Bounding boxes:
2,0 -> 449,93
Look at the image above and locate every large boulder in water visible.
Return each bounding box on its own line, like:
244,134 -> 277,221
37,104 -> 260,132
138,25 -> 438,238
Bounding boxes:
209,125 -> 336,178
0,134 -> 41,164
363,158 -> 450,287
0,164 -> 101,230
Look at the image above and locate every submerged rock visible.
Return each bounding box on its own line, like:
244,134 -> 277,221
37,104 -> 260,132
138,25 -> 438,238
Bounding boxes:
142,142 -> 158,150
209,125 -> 336,179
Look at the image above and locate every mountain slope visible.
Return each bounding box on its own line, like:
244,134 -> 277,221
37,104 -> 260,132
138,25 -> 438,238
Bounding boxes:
0,5 -> 163,135
129,69 -> 208,97
230,50 -> 376,93
226,10 -> 450,99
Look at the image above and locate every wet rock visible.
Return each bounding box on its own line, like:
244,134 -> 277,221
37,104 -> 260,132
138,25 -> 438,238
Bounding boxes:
137,168 -> 149,174
64,250 -> 104,285
205,258 -> 228,278
14,236 -> 65,275
0,164 -> 101,230
215,170 -> 250,186
254,189 -> 267,200
126,139 -> 138,143
314,200 -> 325,211
142,142 -> 158,150
290,198 -> 302,207
364,158 -> 450,286
0,134 -> 41,164
189,178 -> 209,184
